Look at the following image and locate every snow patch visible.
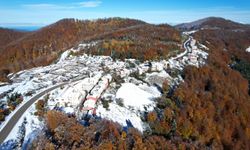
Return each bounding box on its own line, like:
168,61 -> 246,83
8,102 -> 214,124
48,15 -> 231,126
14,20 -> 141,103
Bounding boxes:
58,50 -> 71,63
4,99 -> 42,143
116,83 -> 156,111
97,103 -> 146,132
183,30 -> 198,35
246,46 -> 250,52
198,43 -> 209,51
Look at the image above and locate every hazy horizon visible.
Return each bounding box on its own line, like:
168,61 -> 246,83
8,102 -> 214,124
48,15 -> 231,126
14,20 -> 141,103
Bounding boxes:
0,0 -> 250,26
0,16 -> 249,32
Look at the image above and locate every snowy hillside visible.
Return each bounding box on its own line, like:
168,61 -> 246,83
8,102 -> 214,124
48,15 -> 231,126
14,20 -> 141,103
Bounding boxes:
0,34 -> 209,147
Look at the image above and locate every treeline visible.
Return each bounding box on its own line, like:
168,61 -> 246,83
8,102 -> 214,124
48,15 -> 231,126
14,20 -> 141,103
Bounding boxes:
194,29 -> 250,65
0,18 -> 181,81
0,18 -> 145,80
141,22 -> 250,149
30,110 -> 194,150
86,24 -> 181,61
153,24 -> 250,149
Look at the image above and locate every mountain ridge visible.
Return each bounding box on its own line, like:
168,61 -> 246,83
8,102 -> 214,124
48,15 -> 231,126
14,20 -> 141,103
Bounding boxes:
0,17 -> 180,81
1,17 -> 250,82
175,17 -> 250,31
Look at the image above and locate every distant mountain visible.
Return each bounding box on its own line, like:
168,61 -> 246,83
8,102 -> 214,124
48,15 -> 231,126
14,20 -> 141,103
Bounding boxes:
188,18 -> 250,63
0,18 -> 181,81
174,17 -> 250,65
6,26 -> 42,32
175,17 -> 250,31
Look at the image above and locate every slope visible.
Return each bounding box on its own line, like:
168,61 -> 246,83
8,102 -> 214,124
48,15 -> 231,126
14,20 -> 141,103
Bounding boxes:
0,18 -> 181,82
0,28 -> 28,48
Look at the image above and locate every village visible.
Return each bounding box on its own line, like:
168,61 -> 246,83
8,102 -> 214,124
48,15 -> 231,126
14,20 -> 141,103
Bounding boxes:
0,34 -> 209,146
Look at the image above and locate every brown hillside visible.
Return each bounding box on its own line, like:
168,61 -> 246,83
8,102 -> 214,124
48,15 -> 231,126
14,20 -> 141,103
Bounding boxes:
194,29 -> 250,65
0,18 -> 143,81
0,18 -> 181,81
86,24 -> 181,61
0,28 -> 27,48
161,18 -> 250,149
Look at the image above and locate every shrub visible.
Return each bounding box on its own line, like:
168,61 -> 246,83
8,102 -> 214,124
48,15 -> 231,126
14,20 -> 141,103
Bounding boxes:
125,60 -> 136,69
33,110 -> 199,149
3,108 -> 10,115
0,110 -> 5,121
101,99 -> 110,110
36,100 -> 45,111
46,111 -> 67,131
25,91 -> 34,97
156,97 -> 175,110
7,93 -> 23,109
177,120 -> 193,140
35,100 -> 45,117
112,73 -> 124,85
9,105 -> 15,111
162,80 -> 170,94
129,70 -> 140,79
44,94 -> 50,103
116,98 -> 124,107
147,112 -> 157,123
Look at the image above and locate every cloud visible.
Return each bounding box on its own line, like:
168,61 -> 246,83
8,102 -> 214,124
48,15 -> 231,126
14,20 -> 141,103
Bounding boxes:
22,1 -> 102,10
22,3 -> 75,10
23,4 -> 55,8
78,1 -> 102,8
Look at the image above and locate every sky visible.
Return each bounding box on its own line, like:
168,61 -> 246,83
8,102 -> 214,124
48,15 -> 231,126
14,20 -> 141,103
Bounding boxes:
0,0 -> 250,27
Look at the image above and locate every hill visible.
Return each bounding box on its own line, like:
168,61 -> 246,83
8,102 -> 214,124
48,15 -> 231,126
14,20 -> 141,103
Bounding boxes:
176,17 -> 250,66
0,18 -> 181,81
0,28 -> 28,48
169,17 -> 250,149
175,17 -> 250,31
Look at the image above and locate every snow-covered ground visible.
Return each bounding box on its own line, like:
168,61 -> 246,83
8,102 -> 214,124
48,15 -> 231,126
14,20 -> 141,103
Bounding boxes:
116,83 -> 158,111
0,95 -> 46,149
183,30 -> 198,35
4,101 -> 42,143
97,103 -> 147,132
95,82 -> 161,132
0,34 -> 209,146
47,74 -> 102,111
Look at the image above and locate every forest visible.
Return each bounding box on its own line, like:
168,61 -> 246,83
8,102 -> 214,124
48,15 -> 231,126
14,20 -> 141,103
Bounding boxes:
2,17 -> 250,149
0,18 -> 181,82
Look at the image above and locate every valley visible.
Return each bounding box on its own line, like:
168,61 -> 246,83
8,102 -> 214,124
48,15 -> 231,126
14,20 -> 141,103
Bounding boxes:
0,17 -> 249,149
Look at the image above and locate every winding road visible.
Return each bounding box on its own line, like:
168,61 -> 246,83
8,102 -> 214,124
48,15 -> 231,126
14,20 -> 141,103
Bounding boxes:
173,36 -> 192,60
0,81 -> 73,143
